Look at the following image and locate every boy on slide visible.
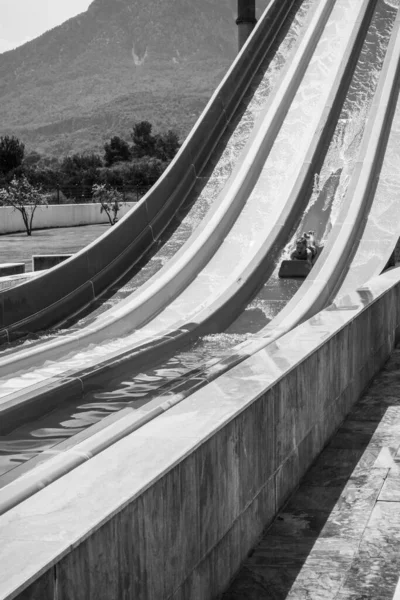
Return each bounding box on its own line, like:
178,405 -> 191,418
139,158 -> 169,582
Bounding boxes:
290,231 -> 317,265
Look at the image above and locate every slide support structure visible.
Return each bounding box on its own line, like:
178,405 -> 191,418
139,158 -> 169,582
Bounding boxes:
237,0 -> 257,51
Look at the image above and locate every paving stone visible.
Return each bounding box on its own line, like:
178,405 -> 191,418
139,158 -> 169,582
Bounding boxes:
357,501 -> 400,558
378,469 -> 400,501
328,415 -> 400,452
319,469 -> 387,542
335,554 -> 400,599
382,351 -> 400,373
283,485 -> 346,513
362,376 -> 400,398
285,538 -> 355,600
300,448 -> 385,487
221,564 -> 301,600
267,508 -> 330,539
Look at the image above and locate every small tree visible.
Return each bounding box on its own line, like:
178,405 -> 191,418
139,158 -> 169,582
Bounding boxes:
0,176 -> 47,236
154,129 -> 181,161
131,121 -> 156,158
104,136 -> 131,167
92,183 -> 124,226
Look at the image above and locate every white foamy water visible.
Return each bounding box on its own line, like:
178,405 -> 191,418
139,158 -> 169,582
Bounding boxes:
385,0 -> 399,8
284,0 -> 397,252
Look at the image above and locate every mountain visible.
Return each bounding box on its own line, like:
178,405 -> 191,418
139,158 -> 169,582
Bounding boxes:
0,0 -> 267,157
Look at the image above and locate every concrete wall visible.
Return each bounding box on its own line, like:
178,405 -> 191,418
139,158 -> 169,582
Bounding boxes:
2,268 -> 400,600
0,204 -> 135,235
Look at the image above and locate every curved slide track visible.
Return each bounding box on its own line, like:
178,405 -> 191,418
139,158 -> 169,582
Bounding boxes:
0,0 -> 400,513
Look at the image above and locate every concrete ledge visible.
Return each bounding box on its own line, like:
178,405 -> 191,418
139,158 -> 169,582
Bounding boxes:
0,264 -> 25,277
1,268 -> 400,600
32,255 -> 73,272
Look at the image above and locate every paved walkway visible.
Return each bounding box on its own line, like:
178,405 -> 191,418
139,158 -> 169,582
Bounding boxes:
222,348 -> 400,599
0,224 -> 108,271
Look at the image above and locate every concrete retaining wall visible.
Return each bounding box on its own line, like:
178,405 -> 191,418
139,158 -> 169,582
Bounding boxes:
32,255 -> 74,272
0,204 -> 135,235
2,268 -> 400,600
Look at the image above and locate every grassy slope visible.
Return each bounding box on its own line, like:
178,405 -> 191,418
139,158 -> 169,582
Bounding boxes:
0,0 -> 242,156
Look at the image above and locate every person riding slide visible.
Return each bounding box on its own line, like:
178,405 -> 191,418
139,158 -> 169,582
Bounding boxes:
290,231 -> 317,265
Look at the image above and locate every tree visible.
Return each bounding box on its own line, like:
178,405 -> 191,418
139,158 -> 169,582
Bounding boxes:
154,130 -> 181,161
60,153 -> 102,200
130,122 -> 180,161
104,136 -> 131,167
92,183 -> 124,226
0,136 -> 25,175
61,153 -> 102,175
131,121 -> 156,158
0,176 -> 47,236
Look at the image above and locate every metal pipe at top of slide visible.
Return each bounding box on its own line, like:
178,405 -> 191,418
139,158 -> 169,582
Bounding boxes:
237,0 -> 257,51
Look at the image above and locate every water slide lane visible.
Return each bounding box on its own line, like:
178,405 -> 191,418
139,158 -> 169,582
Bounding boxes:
334,19 -> 400,296
260,2 -> 400,339
0,0 -> 300,339
229,0 -> 396,333
0,0 -> 338,384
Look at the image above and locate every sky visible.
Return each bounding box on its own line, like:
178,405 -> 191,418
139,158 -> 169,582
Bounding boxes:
0,0 -> 92,53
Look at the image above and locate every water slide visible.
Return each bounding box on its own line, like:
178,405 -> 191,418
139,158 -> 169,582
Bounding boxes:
1,0 -> 400,512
